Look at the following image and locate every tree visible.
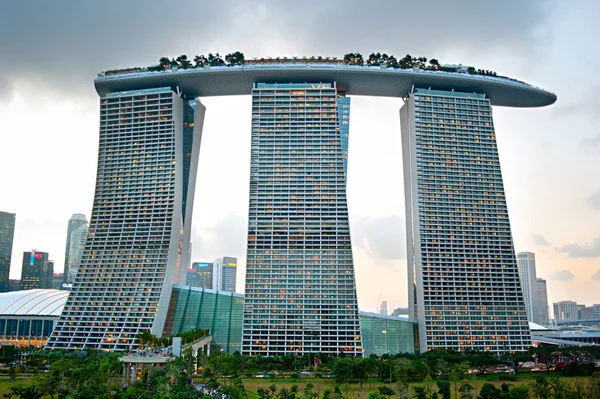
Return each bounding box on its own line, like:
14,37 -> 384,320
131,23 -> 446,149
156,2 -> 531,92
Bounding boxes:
412,386 -> 427,399
225,51 -> 245,66
500,351 -> 531,374
158,57 -> 171,70
507,385 -> 529,399
176,55 -> 192,69
468,352 -> 499,375
437,380 -> 451,399
194,55 -> 208,67
531,376 -> 551,399
477,383 -> 500,399
533,346 -> 556,372
377,386 -> 394,399
459,382 -> 475,399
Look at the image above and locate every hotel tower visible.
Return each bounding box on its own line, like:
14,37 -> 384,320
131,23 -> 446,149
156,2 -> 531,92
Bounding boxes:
241,83 -> 361,355
402,88 -> 531,353
46,88 -> 205,350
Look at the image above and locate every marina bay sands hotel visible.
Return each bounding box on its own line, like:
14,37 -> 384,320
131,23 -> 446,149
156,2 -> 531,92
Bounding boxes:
45,58 -> 556,355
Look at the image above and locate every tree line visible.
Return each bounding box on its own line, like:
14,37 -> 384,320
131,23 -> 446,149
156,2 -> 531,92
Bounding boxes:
3,345 -> 599,398
108,51 -> 497,78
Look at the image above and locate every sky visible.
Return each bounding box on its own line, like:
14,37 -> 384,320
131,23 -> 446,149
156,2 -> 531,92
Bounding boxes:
0,0 -> 599,315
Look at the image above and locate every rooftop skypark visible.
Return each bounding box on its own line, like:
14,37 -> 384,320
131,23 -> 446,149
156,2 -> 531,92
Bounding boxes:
102,51 -> 499,78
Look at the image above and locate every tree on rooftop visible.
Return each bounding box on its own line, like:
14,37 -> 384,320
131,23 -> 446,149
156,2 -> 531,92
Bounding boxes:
176,55 -> 192,69
399,54 -> 413,68
208,53 -> 225,66
159,57 -> 171,70
368,53 -> 380,66
387,56 -> 398,68
225,51 -> 245,66
194,55 -> 207,67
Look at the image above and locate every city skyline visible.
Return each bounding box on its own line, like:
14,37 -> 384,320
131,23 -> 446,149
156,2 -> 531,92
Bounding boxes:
1,0 -> 599,314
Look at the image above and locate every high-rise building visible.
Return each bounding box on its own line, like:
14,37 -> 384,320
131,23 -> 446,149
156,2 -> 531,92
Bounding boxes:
63,214 -> 87,281
242,82 -> 361,356
214,256 -> 237,293
21,250 -> 53,290
578,305 -> 594,320
0,212 -> 16,293
379,300 -> 388,316
8,279 -> 20,292
554,301 -> 578,321
52,273 -> 65,290
402,88 -> 530,353
46,88 -> 206,350
516,252 -> 539,323
66,223 -> 88,282
592,304 -> 600,319
536,278 -> 549,325
187,262 -> 214,289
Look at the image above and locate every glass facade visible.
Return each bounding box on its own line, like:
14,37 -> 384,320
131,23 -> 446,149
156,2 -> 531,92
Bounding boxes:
358,312 -> 417,356
0,318 -> 55,348
67,223 -> 88,283
402,88 -> 530,353
47,88 -> 206,350
187,262 -> 214,289
242,82 -> 361,356
164,286 -> 416,356
21,251 -> 51,290
64,214 -> 87,283
164,285 -> 244,353
0,212 -> 16,293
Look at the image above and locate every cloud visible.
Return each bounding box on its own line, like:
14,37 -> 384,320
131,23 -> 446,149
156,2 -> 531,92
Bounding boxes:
559,237 -> 600,258
548,270 -> 574,281
586,190 -> 600,209
532,234 -> 551,246
592,270 -> 600,280
353,215 -> 405,261
0,0 -> 551,99
581,135 -> 600,155
192,212 -> 247,261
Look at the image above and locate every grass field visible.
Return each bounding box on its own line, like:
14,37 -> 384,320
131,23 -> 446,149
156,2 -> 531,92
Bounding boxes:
236,373 -> 591,399
0,376 -> 34,396
0,373 -> 593,398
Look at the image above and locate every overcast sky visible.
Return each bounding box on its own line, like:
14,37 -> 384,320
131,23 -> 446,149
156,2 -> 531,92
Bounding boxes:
0,0 -> 599,314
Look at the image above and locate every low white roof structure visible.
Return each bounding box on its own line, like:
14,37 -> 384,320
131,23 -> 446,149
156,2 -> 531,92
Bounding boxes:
529,321 -> 549,331
0,289 -> 68,317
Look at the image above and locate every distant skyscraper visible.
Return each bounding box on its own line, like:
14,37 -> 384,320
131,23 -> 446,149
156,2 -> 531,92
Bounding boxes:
47,89 -> 205,350
52,273 -> 65,290
403,89 -> 530,353
578,305 -> 594,320
593,304 -> 600,319
66,223 -> 88,282
187,262 -> 214,289
242,83 -> 361,356
8,279 -> 20,292
553,301 -> 578,321
21,250 -> 53,290
215,257 -> 237,293
379,300 -> 388,316
536,278 -> 549,325
517,252 -> 539,323
0,212 -> 16,293
63,214 -> 87,280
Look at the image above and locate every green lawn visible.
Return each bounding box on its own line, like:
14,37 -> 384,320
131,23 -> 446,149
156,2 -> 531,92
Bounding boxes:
0,376 -> 34,396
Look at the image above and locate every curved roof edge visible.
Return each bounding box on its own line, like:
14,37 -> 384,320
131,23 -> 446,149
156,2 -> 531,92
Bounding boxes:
95,64 -> 556,108
0,289 -> 68,316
